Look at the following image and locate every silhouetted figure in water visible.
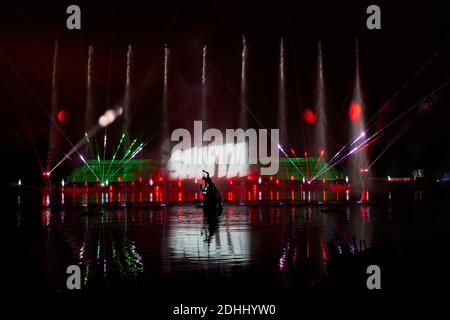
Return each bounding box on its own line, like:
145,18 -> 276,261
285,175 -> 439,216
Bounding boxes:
200,170 -> 216,192
199,170 -> 223,211
200,170 -> 218,195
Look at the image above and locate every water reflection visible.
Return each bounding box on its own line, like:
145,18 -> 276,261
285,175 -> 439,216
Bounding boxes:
41,208 -> 51,227
75,211 -> 145,286
167,207 -> 251,271
202,212 -> 220,244
31,203 -> 387,291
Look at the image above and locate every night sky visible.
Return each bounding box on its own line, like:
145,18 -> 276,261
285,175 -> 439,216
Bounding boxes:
0,0 -> 449,184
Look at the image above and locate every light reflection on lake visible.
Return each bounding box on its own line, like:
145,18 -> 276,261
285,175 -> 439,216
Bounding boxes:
35,203 -> 382,291
8,187 -> 450,298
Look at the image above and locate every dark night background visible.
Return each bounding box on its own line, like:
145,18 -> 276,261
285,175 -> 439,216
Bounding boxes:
0,0 -> 449,184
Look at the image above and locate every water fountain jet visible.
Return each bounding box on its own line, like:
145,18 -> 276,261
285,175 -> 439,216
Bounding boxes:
46,40 -> 60,178
278,38 -> 288,146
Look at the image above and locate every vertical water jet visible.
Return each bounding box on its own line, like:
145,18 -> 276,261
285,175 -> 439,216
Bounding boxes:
349,39 -> 370,190
239,35 -> 248,129
278,38 -> 288,146
123,44 -> 132,151
201,45 -> 207,129
46,39 -> 60,177
314,41 -> 327,157
239,36 -> 248,204
84,45 -> 94,157
161,44 -> 170,162
278,38 -> 288,201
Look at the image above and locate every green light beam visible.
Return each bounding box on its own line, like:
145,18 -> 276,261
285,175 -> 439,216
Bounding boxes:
107,143 -> 143,181
104,133 -> 127,181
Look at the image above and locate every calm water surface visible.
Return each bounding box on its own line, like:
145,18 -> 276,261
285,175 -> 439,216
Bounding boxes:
6,188 -> 450,298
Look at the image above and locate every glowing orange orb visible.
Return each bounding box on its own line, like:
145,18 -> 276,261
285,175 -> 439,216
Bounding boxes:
57,110 -> 70,123
348,103 -> 362,122
303,108 -> 317,124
